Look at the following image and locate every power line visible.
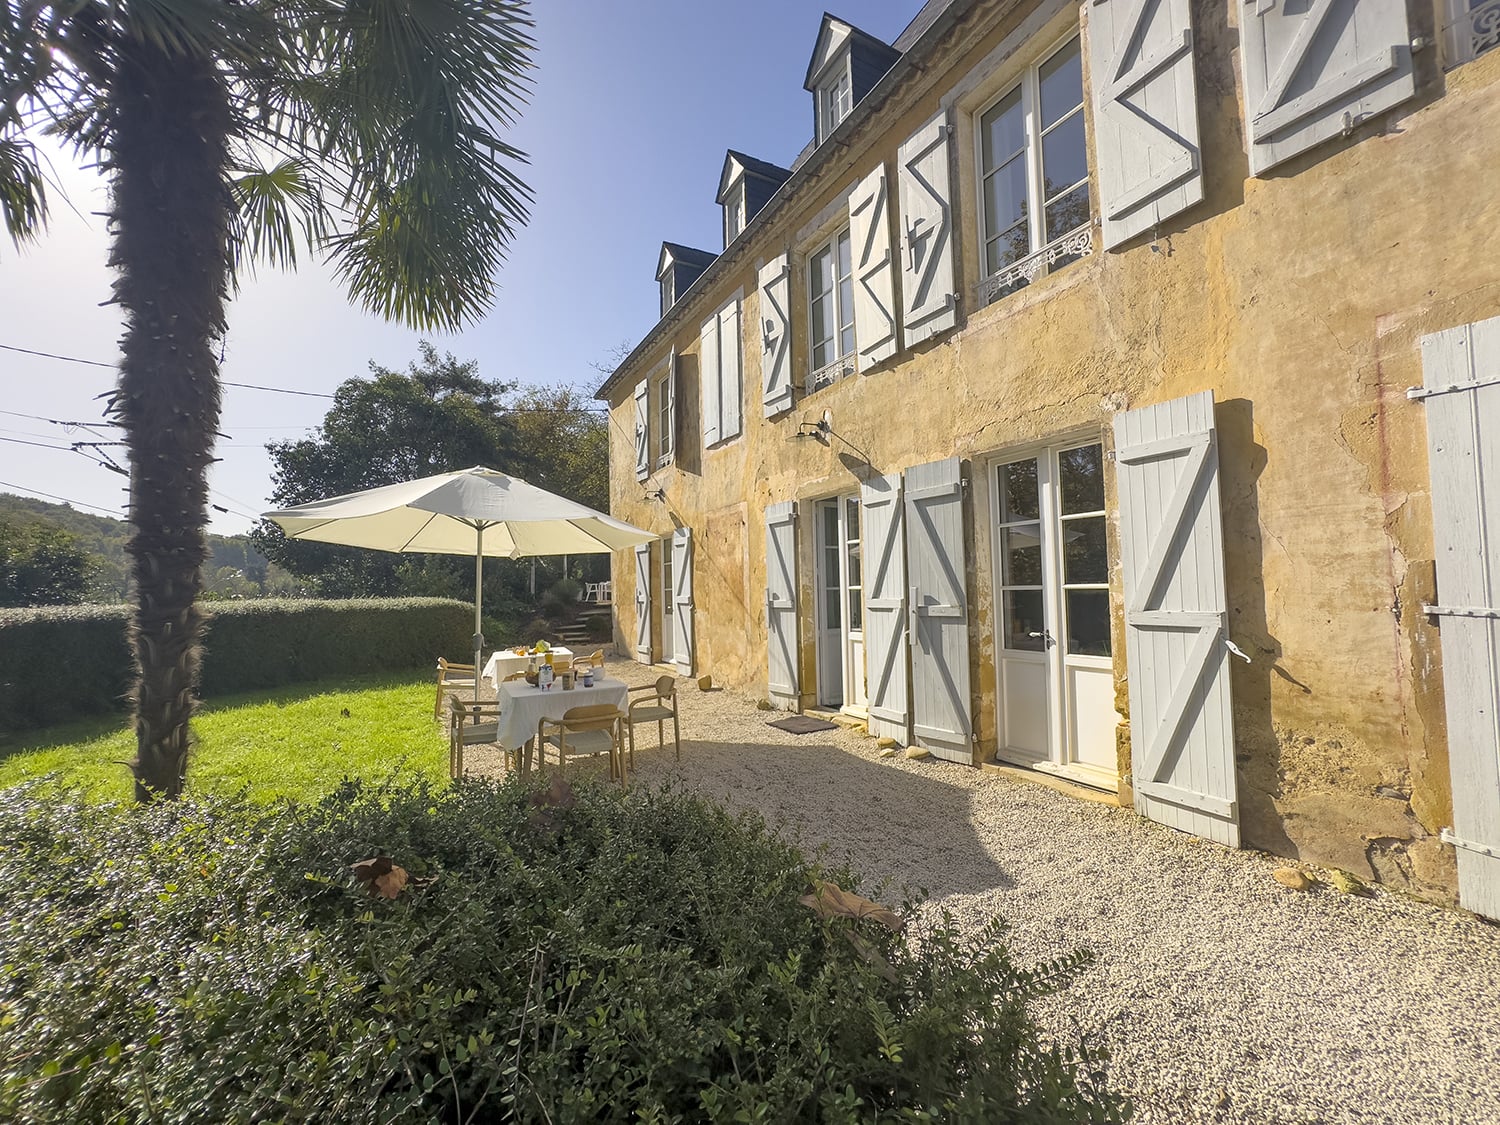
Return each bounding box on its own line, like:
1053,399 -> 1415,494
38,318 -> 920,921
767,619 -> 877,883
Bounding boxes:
0,342 -> 113,369
0,479 -> 125,517
0,341 -> 335,399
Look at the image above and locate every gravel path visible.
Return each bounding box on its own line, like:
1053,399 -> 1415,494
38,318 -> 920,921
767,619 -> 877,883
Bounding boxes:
467,659 -> 1500,1124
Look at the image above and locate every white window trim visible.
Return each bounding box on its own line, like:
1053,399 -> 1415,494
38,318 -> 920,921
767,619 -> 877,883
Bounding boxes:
659,272 -> 675,319
806,226 -> 858,395
814,54 -> 854,144
653,360 -> 675,468
972,30 -> 1091,308
1443,0 -> 1500,68
723,180 -> 746,246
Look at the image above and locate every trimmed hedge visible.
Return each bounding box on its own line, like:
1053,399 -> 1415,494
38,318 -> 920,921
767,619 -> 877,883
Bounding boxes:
0,598 -> 472,733
0,777 -> 1129,1122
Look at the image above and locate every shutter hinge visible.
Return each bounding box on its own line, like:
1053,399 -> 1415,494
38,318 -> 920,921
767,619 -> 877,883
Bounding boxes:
1423,604 -> 1500,620
1441,827 -> 1500,859
1408,374 -> 1500,400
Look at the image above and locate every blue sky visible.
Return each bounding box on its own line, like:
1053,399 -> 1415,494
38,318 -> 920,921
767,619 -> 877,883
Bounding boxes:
0,1 -> 922,534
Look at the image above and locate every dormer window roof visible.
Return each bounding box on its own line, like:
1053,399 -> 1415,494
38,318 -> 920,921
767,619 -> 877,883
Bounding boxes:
656,242 -> 717,319
803,13 -> 902,146
717,151 -> 792,249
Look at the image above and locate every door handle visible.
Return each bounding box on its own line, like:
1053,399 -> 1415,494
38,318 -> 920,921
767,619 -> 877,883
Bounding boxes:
1027,630 -> 1054,647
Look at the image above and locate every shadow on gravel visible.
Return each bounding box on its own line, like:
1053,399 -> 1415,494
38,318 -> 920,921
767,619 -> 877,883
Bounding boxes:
643,738 -> 1012,900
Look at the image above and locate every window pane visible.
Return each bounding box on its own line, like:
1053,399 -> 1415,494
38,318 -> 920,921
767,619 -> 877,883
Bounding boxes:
1058,444 -> 1104,513
980,87 -> 1024,171
810,246 -> 832,299
836,229 -> 851,277
983,156 -> 1029,248
987,222 -> 1033,276
1062,517 -> 1107,584
1004,590 -> 1046,652
1039,37 -> 1082,130
1045,182 -> 1090,243
1041,111 -> 1088,198
999,458 -> 1040,521
825,586 -> 841,630
1066,590 -> 1111,656
1001,523 -> 1043,585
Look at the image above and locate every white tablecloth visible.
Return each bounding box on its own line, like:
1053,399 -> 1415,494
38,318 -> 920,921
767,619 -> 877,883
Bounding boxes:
494,675 -> 628,751
482,647 -> 573,685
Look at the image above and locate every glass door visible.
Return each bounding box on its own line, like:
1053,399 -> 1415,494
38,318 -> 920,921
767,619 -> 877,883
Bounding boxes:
992,442 -> 1116,785
660,536 -> 674,664
843,496 -> 866,713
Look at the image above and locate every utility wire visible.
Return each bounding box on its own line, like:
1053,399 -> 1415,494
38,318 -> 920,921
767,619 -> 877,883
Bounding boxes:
0,478 -> 125,517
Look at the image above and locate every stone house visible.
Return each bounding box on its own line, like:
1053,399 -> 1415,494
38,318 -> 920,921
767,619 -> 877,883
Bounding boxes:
595,0 -> 1500,914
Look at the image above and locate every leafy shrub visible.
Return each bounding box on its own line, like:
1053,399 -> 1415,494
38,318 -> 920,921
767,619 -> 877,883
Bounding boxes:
0,778 -> 1128,1123
0,598 -> 471,732
539,577 -> 582,622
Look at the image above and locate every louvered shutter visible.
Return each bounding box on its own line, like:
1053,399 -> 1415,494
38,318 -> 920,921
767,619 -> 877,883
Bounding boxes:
861,472 -> 910,744
701,313 -> 722,447
632,381 -> 649,481
849,165 -> 899,368
903,458 -> 971,761
765,501 -> 800,709
760,255 -> 793,417
671,527 -> 694,676
633,542 -> 652,663
1114,390 -> 1240,847
1240,0 -> 1416,176
896,114 -> 958,346
1418,317 -> 1500,920
719,300 -> 743,440
663,347 -> 677,464
1090,0 -> 1204,248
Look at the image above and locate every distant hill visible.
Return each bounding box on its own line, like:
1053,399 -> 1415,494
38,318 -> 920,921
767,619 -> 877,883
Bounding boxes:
0,494 -> 302,602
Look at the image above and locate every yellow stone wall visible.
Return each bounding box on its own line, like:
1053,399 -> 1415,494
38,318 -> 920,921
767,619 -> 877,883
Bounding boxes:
603,0 -> 1500,900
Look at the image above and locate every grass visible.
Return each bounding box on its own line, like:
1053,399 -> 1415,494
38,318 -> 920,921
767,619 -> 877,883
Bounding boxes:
0,670 -> 447,804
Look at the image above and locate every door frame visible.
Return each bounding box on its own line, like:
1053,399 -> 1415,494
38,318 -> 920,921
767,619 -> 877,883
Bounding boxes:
985,429 -> 1119,789
811,492 -> 867,714
659,534 -> 675,664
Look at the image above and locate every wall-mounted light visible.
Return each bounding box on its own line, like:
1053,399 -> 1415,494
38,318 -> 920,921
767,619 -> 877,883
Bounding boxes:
642,487 -> 666,502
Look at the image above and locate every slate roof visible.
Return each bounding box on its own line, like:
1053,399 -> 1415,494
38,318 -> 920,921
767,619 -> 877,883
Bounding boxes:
657,242 -> 718,274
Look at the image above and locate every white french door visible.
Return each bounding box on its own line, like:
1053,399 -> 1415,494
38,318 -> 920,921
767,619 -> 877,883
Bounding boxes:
815,495 -> 867,713
659,536 -> 674,664
993,442 -> 1117,787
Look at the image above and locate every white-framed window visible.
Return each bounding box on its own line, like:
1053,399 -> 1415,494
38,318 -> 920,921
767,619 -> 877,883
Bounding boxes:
725,190 -> 745,245
807,227 -> 855,392
976,33 -> 1090,299
653,361 -> 675,466
659,273 -> 674,319
1444,0 -> 1500,67
818,65 -> 852,142
701,296 -> 743,447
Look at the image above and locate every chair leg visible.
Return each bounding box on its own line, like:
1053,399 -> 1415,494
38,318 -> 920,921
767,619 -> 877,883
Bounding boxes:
628,721 -> 636,770
673,710 -> 680,761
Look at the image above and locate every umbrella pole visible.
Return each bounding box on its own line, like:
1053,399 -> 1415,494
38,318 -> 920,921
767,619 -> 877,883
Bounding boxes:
474,524 -> 484,703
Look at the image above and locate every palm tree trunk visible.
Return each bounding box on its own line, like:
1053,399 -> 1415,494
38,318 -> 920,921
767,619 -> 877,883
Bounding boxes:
107,41 -> 233,801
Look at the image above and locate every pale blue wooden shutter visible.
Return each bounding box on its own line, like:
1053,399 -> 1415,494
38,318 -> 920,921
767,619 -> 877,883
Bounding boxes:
719,300 -> 743,440
849,164 -> 899,368
632,381 -> 649,481
701,312 -> 722,447
1114,390 -> 1240,847
765,501 -> 800,709
1090,0 -> 1204,248
672,527 -> 694,676
1240,0 -> 1416,176
633,542 -> 652,663
1418,316 -> 1500,920
861,471 -> 910,744
903,457 -> 971,761
760,256 -> 793,417
896,114 -> 957,346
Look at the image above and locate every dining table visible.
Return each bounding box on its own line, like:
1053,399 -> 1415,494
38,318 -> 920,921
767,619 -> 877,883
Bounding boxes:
482,646 -> 574,685
493,674 -> 630,764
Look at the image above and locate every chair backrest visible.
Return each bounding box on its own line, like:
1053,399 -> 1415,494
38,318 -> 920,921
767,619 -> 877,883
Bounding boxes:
560,703 -> 623,732
504,671 -> 528,682
586,649 -> 605,668
654,675 -> 676,700
438,658 -> 475,675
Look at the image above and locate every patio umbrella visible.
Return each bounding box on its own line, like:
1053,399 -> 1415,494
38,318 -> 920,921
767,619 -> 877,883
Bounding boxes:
263,466 -> 655,697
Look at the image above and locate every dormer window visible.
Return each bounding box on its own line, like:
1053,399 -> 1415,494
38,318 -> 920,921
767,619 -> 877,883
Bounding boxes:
803,15 -> 900,147
659,273 -> 675,319
818,65 -> 852,141
724,190 -> 745,245
718,151 -> 791,250
656,242 -> 717,322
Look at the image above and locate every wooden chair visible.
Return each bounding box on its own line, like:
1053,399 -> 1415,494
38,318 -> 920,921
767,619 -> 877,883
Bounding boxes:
435,658 -> 477,719
625,675 -> 680,767
538,704 -> 627,784
578,649 -> 605,669
448,697 -> 510,779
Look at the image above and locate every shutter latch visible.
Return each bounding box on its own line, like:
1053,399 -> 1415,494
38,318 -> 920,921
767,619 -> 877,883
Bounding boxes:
1441,827 -> 1499,859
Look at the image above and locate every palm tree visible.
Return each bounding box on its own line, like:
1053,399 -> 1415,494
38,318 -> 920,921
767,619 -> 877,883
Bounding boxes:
0,0 -> 533,799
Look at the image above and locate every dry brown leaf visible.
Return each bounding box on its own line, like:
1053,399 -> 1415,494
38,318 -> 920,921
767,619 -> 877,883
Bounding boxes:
350,856 -> 410,900
372,865 -> 408,899
350,856 -> 393,881
798,880 -> 904,932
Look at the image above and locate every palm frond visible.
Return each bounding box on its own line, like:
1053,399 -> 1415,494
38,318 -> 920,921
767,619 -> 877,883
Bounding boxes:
228,155 -> 332,278
0,137 -> 48,248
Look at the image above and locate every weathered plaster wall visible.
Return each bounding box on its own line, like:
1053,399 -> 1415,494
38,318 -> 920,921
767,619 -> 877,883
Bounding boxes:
605,0 -> 1500,901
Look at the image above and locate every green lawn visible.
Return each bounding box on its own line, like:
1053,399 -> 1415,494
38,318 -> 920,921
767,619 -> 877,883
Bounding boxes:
0,671 -> 448,803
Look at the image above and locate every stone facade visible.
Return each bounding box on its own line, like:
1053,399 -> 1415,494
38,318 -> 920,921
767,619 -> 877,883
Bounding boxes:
597,0 -> 1500,904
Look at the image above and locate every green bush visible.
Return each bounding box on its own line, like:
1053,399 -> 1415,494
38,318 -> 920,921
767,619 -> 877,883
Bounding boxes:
0,778 -> 1128,1123
0,598 -> 471,732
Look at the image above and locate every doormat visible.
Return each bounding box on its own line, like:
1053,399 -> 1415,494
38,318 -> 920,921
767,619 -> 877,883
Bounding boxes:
767,715 -> 839,735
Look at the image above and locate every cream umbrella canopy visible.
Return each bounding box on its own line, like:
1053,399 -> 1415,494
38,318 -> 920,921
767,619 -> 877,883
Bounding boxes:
264,466 -> 655,696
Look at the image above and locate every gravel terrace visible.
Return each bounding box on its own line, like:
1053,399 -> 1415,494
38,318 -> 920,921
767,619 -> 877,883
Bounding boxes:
465,658 -> 1500,1125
